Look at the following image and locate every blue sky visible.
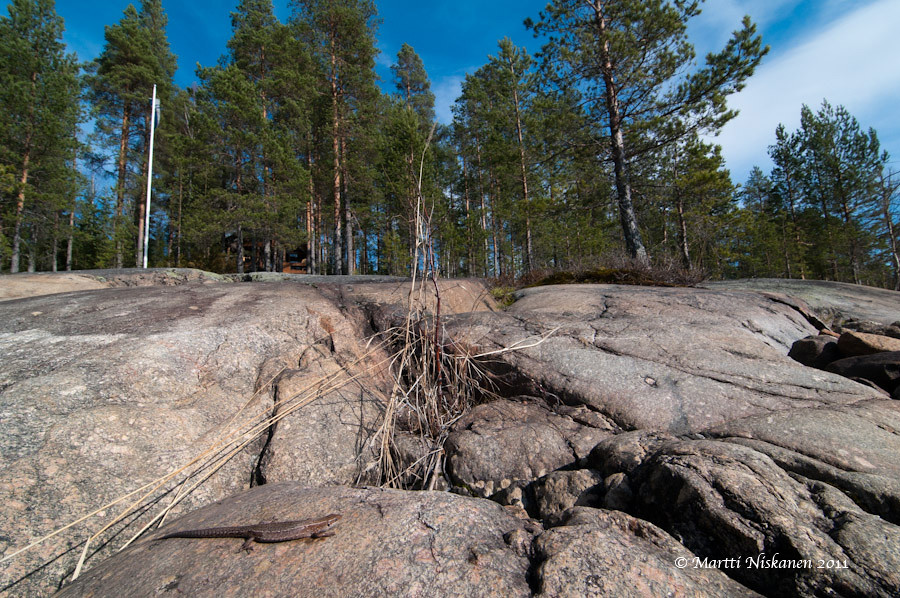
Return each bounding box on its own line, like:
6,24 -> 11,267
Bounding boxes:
53,0 -> 900,184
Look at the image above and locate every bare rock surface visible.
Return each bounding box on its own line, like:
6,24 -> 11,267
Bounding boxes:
837,331 -> 900,356
0,281 -> 388,596
0,272 -> 108,301
4,272 -> 900,597
533,507 -> 761,597
826,352 -> 900,395
54,483 -> 535,598
254,346 -> 387,488
0,268 -> 232,301
705,399 -> 900,524
52,484 -> 769,598
447,285 -> 882,434
529,470 -> 605,520
445,398 -> 613,498
0,274 -> 496,596
587,432 -> 900,597
701,278 -> 900,327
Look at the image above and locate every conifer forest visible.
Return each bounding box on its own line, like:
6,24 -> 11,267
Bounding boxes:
2,0 -> 898,289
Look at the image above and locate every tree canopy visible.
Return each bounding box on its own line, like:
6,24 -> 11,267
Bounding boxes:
2,0 -> 896,290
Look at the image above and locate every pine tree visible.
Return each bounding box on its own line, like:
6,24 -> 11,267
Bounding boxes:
873,169 -> 899,289
527,0 -> 767,265
387,43 -> 436,268
796,101 -> 884,283
647,137 -> 733,272
86,0 -> 174,269
228,0 -> 282,272
0,0 -> 81,273
391,43 -> 434,123
133,0 -> 176,268
290,0 -> 379,275
493,39 -> 536,272
768,124 -> 808,279
739,167 -> 780,277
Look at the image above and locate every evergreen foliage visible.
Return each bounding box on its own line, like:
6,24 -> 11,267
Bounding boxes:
2,0 -> 897,289
526,0 -> 767,265
734,101 -> 894,286
0,0 -> 81,272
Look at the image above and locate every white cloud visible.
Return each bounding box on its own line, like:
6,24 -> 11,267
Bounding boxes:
432,75 -> 464,124
712,0 -> 900,181
375,42 -> 394,69
694,0 -> 800,31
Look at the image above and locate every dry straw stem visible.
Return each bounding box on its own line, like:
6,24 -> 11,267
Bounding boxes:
467,326 -> 561,359
372,121 -> 492,490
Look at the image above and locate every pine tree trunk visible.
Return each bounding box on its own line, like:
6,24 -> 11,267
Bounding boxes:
593,0 -> 649,266
360,228 -> 369,274
330,31 -> 343,276
489,169 -> 501,278
462,157 -> 475,274
508,60 -> 533,273
473,136 -> 489,276
66,204 -> 75,271
838,191 -> 861,284
306,195 -> 314,274
176,174 -> 183,267
10,150 -> 30,273
115,105 -> 131,269
342,137 -> 353,275
52,211 -> 60,272
676,195 -> 690,269
881,178 -> 900,290
306,144 -> 317,274
27,225 -> 36,272
820,198 -> 839,280
136,118 -> 150,268
10,71 -> 38,274
236,224 -> 244,274
781,174 -> 806,279
781,217 -> 792,278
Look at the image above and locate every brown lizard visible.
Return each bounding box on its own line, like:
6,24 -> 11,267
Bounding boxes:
158,513 -> 341,551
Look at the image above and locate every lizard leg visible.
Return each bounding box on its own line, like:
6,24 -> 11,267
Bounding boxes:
240,536 -> 256,552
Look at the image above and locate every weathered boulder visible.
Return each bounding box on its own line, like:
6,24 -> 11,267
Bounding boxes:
529,469 -> 605,520
0,275 -> 496,596
445,398 -> 612,498
588,432 -> 900,597
254,352 -> 385,487
788,334 -> 841,368
826,352 -> 900,395
533,507 -> 761,597
0,282 -> 384,595
701,279 -> 900,327
839,319 -> 900,338
837,330 -> 900,357
447,285 -> 883,434
54,483 -> 536,598
705,399 -> 900,524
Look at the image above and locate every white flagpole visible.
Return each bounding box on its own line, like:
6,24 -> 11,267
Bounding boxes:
143,84 -> 158,269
